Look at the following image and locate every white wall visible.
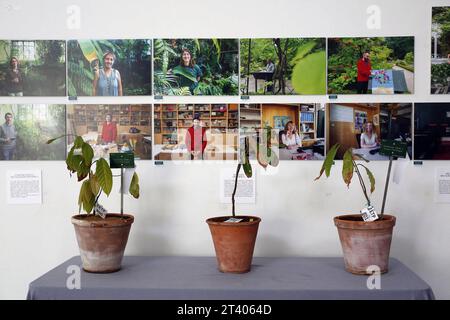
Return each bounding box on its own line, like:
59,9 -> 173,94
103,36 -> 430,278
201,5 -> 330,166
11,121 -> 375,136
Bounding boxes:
1,0 -> 450,299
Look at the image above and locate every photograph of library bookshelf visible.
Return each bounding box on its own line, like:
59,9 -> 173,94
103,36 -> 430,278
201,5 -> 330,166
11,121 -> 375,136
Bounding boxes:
153,104 -> 238,160
66,104 -> 152,159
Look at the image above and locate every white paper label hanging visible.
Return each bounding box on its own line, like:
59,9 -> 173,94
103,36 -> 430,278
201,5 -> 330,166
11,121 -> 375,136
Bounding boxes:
361,205 -> 379,222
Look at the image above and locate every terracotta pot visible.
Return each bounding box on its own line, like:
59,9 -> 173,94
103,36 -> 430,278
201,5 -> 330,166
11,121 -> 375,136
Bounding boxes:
334,214 -> 396,275
71,213 -> 134,273
206,216 -> 261,273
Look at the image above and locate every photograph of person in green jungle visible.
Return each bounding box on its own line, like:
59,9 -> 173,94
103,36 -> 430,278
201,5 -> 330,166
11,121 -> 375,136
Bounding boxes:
0,40 -> 66,96
0,104 -> 66,160
240,38 -> 326,95
154,39 -> 239,96
327,37 -> 414,94
67,39 -> 152,96
431,6 -> 450,94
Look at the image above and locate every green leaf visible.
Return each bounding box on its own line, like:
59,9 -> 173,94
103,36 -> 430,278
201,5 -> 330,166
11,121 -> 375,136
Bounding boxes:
291,51 -> 326,95
360,164 -> 376,193
73,136 -> 84,149
129,172 -> 140,199
342,149 -> 354,188
95,158 -> 113,196
172,65 -> 197,82
82,142 -> 94,166
47,135 -> 65,144
83,180 -> 95,213
292,41 -> 317,62
243,162 -> 252,178
89,173 -> 101,196
353,153 -> 370,162
78,40 -> 99,63
315,144 -> 340,180
269,152 -> 279,167
212,38 -> 221,63
79,179 -> 95,214
77,161 -> 90,182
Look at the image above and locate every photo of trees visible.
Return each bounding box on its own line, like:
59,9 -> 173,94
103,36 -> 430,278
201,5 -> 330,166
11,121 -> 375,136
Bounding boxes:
154,39 -> 239,96
67,39 -> 152,96
327,37 -> 414,94
0,104 -> 66,160
0,40 -> 66,96
240,38 -> 326,95
431,7 -> 450,94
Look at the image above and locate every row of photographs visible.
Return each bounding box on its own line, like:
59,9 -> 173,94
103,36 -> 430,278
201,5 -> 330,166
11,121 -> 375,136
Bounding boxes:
0,103 -> 449,161
3,6 -> 449,97
0,36 -> 421,97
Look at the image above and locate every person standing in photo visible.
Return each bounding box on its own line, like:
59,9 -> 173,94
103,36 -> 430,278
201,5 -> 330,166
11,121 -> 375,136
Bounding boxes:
178,48 -> 202,95
93,52 -> 123,96
0,113 -> 17,160
100,114 -> 117,144
185,113 -> 207,160
5,57 -> 24,96
356,51 -> 371,94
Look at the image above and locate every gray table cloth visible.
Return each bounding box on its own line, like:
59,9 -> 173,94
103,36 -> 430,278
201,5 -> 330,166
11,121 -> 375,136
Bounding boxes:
27,256 -> 435,300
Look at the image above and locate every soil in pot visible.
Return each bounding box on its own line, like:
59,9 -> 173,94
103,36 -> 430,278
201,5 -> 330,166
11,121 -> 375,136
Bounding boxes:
206,216 -> 261,273
334,214 -> 396,275
71,213 -> 134,273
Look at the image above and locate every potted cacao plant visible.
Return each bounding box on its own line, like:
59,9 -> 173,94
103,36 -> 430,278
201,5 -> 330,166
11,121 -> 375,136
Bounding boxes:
48,135 -> 140,273
206,126 -> 279,273
315,143 -> 396,274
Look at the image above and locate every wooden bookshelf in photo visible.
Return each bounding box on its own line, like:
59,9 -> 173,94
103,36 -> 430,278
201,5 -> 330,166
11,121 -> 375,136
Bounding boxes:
153,104 -> 239,160
67,104 -> 152,159
239,104 -> 262,136
299,104 -> 316,141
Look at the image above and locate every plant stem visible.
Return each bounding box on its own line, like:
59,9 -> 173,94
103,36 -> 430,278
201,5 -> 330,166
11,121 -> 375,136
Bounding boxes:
352,159 -> 371,206
93,189 -> 103,215
231,163 -> 242,217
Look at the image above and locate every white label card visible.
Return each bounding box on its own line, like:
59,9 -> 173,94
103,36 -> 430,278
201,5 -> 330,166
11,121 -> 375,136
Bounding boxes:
225,218 -> 243,223
220,168 -> 256,204
435,168 -> 450,203
361,205 -> 379,222
94,203 -> 108,219
6,170 -> 42,204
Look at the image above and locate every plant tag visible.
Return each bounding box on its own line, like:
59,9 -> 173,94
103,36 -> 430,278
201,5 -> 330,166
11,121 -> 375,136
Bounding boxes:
361,205 -> 378,222
94,203 -> 108,219
225,218 -> 243,223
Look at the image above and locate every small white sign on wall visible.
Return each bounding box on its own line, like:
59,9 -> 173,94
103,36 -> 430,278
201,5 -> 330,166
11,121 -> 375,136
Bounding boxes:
6,170 -> 42,204
220,167 -> 255,204
435,168 -> 450,203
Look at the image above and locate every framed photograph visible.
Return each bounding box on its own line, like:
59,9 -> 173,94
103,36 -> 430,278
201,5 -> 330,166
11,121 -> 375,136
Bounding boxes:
0,40 -> 66,96
273,116 -> 291,130
327,37 -> 414,95
154,39 -> 239,96
240,38 -> 326,95
0,104 -> 66,160
373,114 -> 379,126
67,39 -> 152,96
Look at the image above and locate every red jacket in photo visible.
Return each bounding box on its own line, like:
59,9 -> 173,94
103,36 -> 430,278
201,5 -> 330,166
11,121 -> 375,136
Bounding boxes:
101,122 -> 117,143
185,126 -> 207,153
357,58 -> 371,82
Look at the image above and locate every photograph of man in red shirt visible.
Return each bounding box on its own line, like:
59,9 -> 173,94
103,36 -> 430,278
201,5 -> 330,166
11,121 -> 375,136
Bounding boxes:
357,51 -> 371,94
185,113 -> 208,160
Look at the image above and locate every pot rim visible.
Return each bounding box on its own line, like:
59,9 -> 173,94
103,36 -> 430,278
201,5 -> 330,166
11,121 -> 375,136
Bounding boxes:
72,213 -> 134,228
334,214 -> 396,230
206,215 -> 261,226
